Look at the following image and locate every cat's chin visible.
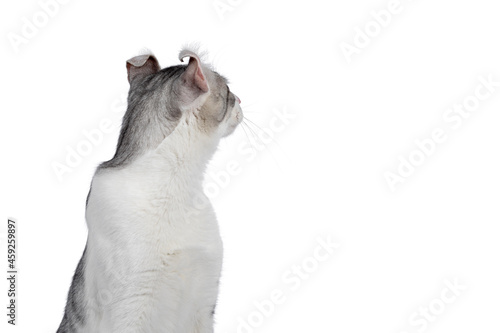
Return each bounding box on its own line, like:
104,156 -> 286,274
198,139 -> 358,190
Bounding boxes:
222,127 -> 237,138
222,107 -> 243,138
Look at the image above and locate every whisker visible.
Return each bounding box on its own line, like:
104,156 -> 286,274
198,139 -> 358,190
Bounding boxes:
244,115 -> 293,169
241,117 -> 285,170
243,116 -> 284,149
239,120 -> 257,154
240,109 -> 263,115
242,119 -> 263,147
240,102 -> 259,109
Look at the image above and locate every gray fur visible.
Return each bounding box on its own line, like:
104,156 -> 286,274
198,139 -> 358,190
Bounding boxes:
57,246 -> 87,333
100,65 -> 186,169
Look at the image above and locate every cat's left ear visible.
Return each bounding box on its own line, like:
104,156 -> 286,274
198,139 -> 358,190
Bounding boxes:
126,54 -> 160,84
179,50 -> 209,93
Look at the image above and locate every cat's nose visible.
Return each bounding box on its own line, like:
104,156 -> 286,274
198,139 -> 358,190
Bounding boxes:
235,95 -> 241,104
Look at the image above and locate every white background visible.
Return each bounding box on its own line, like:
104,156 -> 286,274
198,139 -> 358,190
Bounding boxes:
1,0 -> 500,332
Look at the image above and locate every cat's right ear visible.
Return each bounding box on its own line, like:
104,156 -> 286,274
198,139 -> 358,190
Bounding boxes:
174,50 -> 210,111
178,50 -> 209,93
126,54 -> 160,84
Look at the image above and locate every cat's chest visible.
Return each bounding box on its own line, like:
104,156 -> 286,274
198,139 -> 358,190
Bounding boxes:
87,167 -> 220,253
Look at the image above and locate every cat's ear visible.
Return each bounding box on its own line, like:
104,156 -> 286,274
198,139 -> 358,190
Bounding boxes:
126,54 -> 160,84
178,50 -> 209,93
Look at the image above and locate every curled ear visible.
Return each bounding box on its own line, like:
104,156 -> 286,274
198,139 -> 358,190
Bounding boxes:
126,54 -> 160,84
179,50 -> 209,93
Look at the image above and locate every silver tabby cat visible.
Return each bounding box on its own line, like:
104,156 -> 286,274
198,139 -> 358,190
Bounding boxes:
57,48 -> 242,333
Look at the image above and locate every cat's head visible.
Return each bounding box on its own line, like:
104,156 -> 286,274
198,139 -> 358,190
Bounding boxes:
101,48 -> 242,169
127,48 -> 242,138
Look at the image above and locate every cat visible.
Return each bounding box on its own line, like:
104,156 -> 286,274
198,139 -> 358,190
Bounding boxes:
57,48 -> 243,333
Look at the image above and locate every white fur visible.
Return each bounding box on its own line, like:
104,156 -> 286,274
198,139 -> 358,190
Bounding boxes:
79,100 -> 242,332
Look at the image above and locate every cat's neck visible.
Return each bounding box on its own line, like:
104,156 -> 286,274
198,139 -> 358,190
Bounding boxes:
135,113 -> 219,189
